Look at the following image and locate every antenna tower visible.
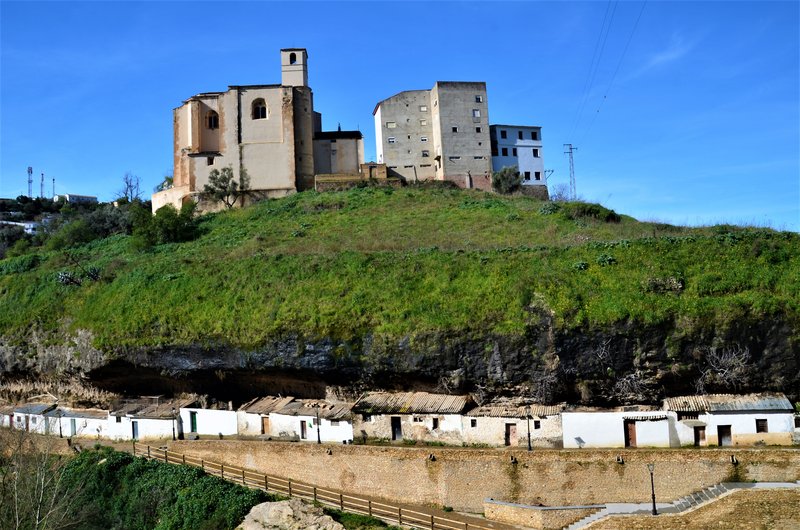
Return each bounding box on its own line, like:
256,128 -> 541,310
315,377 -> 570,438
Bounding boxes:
52,176 -> 55,198
27,167 -> 33,197
563,144 -> 578,200
40,173 -> 45,198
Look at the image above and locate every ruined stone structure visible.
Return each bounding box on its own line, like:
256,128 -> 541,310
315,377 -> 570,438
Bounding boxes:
152,48 -> 363,212
374,82 -> 493,190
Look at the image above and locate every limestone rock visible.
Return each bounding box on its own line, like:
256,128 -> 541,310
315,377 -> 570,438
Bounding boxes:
237,498 -> 345,530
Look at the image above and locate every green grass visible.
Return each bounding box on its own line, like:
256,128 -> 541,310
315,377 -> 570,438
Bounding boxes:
0,187 -> 798,352
324,507 -> 403,530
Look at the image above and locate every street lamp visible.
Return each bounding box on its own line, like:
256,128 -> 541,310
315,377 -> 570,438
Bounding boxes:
171,407 -> 176,441
312,403 -> 322,444
525,405 -> 532,452
647,463 -> 657,516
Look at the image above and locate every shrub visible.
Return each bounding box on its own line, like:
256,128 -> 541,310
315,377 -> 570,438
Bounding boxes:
560,202 -> 621,223
572,261 -> 589,271
492,166 -> 522,194
596,254 -> 616,266
0,253 -> 40,276
539,202 -> 560,215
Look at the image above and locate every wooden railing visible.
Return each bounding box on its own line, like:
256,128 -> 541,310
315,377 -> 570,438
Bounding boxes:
132,442 -> 495,530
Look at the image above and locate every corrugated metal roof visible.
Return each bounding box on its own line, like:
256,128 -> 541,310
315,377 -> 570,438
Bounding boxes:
353,392 -> 473,415
44,407 -> 108,420
466,402 -> 566,418
275,399 -> 353,421
111,397 -> 197,419
13,403 -> 57,415
623,414 -> 669,421
664,393 -> 793,412
239,396 -> 295,415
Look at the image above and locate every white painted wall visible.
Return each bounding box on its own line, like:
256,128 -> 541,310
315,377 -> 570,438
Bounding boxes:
268,413 -> 353,443
562,412 -> 672,448
107,415 -> 175,441
180,408 -> 237,436
237,411 -> 267,436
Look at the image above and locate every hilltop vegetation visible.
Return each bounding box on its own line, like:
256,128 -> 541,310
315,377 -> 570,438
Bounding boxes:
0,186 -> 798,404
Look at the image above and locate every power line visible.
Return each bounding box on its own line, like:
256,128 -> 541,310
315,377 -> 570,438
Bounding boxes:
568,1 -> 619,139
579,1 -> 648,146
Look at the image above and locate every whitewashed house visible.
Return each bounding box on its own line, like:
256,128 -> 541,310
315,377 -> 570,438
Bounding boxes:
108,397 -> 196,441
561,406 -> 672,449
43,407 -> 109,439
463,403 -> 565,448
237,396 -> 295,437
0,404 -> 14,428
269,399 -> 354,443
664,393 -> 796,447
11,403 -> 57,434
179,403 -> 238,438
352,392 -> 473,444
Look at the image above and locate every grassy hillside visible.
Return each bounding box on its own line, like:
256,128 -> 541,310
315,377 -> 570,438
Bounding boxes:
0,186 -> 798,353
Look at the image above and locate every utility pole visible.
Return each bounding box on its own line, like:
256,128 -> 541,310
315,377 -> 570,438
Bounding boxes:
52,176 -> 55,198
27,167 -> 33,197
40,173 -> 44,198
563,144 -> 578,200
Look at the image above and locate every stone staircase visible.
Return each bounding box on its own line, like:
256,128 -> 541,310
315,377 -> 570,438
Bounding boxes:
563,481 -> 800,530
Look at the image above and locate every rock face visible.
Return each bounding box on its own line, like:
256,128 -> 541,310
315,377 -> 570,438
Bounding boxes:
237,498 -> 344,530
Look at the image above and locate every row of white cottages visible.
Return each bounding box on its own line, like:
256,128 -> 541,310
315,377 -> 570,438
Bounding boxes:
1,392 -> 798,448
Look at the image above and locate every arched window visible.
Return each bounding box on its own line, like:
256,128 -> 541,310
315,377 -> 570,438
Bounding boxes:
205,110 -> 219,130
252,99 -> 268,120
289,52 -> 297,64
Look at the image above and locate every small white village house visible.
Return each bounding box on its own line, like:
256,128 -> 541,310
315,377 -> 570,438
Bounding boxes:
0,404 -> 14,428
269,399 -> 354,443
43,407 -> 108,439
11,403 -> 57,434
352,392 -> 473,443
664,393 -> 796,447
237,396 -> 295,437
108,397 -> 196,441
179,402 -> 238,438
561,406 -> 671,449
463,403 -> 565,448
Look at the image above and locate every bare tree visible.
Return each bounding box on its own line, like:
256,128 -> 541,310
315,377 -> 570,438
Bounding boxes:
549,183 -> 571,202
116,172 -> 141,203
695,345 -> 752,394
0,429 -> 82,529
611,370 -> 657,403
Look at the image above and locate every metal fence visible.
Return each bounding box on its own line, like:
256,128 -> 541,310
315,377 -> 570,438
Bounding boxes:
131,442 -> 496,530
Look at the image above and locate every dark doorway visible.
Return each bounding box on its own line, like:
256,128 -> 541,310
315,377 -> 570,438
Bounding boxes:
189,411 -> 198,433
131,421 -> 139,440
693,426 -> 706,446
717,425 -> 732,446
391,417 -> 402,441
300,421 -> 307,440
504,423 -> 517,446
624,420 -> 637,448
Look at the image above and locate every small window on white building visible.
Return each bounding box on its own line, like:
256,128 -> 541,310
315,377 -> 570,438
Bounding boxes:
500,130 -> 507,139
475,126 -> 482,133
420,136 -> 428,142
448,156 -> 461,161
207,157 -> 214,166
420,119 -> 427,126
420,164 -> 432,167
531,131 -> 539,140
756,419 -> 768,433
512,148 -> 517,156
386,121 -> 397,129
534,420 -> 541,429
422,150 -> 430,157
501,147 -> 508,156
330,420 -> 339,426
116,416 -> 122,423
524,171 -> 531,180
432,418 -> 439,430
472,109 -> 481,118
473,156 -> 484,160
533,148 -> 540,157
535,171 -> 541,181
387,137 -> 396,144
470,419 -> 477,428
451,126 -> 459,133
795,416 -> 800,429
252,99 -> 268,120
420,105 -> 428,112
475,95 -> 483,103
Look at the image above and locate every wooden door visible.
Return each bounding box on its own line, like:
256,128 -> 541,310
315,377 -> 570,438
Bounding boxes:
131,421 -> 139,440
300,421 -> 307,439
70,418 -> 77,436
693,426 -> 706,446
717,425 -> 732,446
190,411 -> 198,433
504,423 -> 517,446
261,416 -> 270,435
391,417 -> 402,441
624,420 -> 637,448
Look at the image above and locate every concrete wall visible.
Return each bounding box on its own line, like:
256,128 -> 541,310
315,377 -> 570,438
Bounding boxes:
180,408 -> 238,436
268,413 -> 353,443
313,137 -> 363,175
484,499 -> 599,530
49,416 -> 107,439
167,441 -> 800,513
374,90 -> 436,183
461,415 -> 562,448
108,415 -> 176,441
353,413 -> 463,443
237,411 -> 265,437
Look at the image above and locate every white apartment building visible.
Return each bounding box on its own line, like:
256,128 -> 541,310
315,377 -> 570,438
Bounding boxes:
490,124 -> 545,187
374,82 -> 493,190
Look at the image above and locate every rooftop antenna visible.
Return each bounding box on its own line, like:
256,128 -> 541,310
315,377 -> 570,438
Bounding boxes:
40,173 -> 45,198
27,167 -> 33,197
563,144 -> 578,200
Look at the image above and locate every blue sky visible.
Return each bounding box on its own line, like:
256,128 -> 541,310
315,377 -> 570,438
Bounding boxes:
1,1 -> 798,230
